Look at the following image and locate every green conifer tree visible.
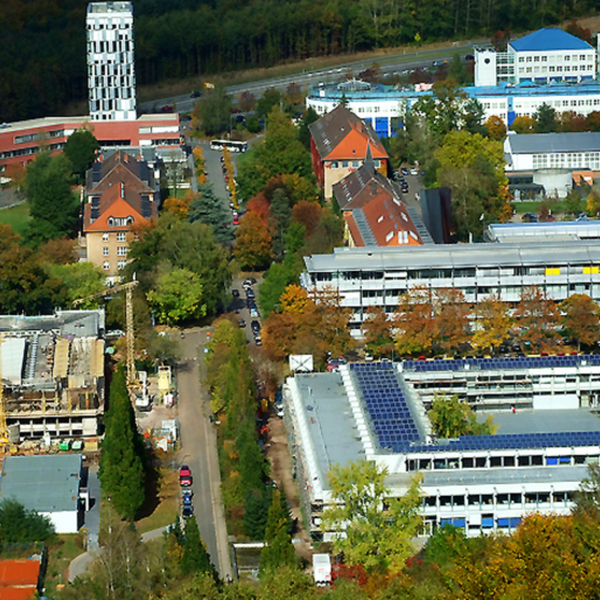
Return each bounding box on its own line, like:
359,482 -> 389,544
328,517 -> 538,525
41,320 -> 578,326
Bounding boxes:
99,368 -> 145,520
259,490 -> 296,576
181,515 -> 215,577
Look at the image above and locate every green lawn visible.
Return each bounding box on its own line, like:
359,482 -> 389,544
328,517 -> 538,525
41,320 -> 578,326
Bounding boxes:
513,200 -> 565,215
0,202 -> 31,235
45,533 -> 86,593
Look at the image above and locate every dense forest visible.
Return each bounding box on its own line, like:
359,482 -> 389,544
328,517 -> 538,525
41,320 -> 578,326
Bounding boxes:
1,0 -> 598,122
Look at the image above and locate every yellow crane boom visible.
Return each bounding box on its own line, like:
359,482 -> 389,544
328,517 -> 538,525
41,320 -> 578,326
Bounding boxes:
73,280 -> 139,395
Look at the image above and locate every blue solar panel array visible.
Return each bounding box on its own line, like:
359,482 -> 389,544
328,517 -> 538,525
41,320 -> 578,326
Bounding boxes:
407,430 -> 600,454
348,362 -> 600,454
350,362 -> 420,447
403,354 -> 600,373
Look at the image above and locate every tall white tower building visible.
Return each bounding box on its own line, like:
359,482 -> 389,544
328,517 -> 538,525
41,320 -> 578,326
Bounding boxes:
86,2 -> 136,121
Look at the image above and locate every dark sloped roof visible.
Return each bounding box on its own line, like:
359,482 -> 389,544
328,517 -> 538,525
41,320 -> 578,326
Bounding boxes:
510,28 -> 592,52
309,105 -> 388,161
507,132 -> 600,154
333,163 -> 398,211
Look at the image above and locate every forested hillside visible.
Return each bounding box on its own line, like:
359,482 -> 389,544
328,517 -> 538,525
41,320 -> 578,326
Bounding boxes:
1,0 -> 598,122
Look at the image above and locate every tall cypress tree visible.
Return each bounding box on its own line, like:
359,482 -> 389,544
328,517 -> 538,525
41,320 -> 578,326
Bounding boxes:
99,368 -> 145,520
259,490 -> 296,576
181,515 -> 215,577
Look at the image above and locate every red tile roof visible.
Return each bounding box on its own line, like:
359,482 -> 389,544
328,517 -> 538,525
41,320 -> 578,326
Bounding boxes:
0,559 -> 40,600
309,105 -> 388,162
336,163 -> 423,247
83,151 -> 157,233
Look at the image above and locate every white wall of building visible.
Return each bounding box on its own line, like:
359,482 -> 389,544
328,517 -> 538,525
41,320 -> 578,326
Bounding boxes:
42,510 -> 79,534
87,2 -> 136,121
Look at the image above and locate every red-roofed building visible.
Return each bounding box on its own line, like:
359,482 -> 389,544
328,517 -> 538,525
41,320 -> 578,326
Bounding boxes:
83,150 -> 158,279
0,559 -> 41,600
308,105 -> 389,199
0,114 -> 180,171
333,158 -> 425,248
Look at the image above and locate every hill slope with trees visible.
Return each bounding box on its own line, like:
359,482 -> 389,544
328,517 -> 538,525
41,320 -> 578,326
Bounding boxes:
1,0 -> 598,122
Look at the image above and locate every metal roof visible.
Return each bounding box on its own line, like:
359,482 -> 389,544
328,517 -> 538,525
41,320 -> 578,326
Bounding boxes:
303,241 -> 600,272
0,455 -> 82,514
1,339 -> 25,385
510,28 -> 592,52
507,132 -> 600,154
487,221 -> 600,242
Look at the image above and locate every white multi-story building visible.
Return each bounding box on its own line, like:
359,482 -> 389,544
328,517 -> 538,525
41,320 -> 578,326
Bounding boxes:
300,242 -> 600,333
86,1 -> 136,121
475,28 -> 596,88
285,359 -> 600,540
504,131 -> 600,172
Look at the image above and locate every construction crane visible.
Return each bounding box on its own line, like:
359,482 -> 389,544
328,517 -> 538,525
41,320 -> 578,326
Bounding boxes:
73,280 -> 139,396
0,335 -> 7,446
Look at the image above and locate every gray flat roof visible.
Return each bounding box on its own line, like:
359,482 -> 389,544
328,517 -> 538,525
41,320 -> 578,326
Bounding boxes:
419,464 -> 589,487
295,373 -> 366,484
0,454 -> 82,513
483,409 -> 600,435
507,132 -> 600,154
304,241 -> 600,272
0,310 -> 104,338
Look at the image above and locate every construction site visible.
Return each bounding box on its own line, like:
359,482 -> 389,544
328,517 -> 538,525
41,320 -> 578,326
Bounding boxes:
0,310 -> 106,445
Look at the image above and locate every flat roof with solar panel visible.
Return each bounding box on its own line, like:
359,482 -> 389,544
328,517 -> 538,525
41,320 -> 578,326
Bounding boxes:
286,357 -> 600,539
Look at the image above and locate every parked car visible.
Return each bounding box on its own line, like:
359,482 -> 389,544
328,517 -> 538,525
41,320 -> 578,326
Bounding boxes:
244,277 -> 257,286
239,318 -> 246,328
410,166 -> 419,175
254,336 -> 262,346
522,212 -> 538,223
179,465 -> 193,487
250,308 -> 259,318
251,320 -> 261,333
246,288 -> 255,298
232,289 -> 240,297
182,504 -> 194,518
182,488 -> 193,500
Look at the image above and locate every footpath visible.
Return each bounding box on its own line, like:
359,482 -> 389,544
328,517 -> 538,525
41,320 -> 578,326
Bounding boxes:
67,526 -> 169,582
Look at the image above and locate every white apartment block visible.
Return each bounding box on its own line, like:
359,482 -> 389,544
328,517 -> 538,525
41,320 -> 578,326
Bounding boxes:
475,28 -> 596,87
301,242 -> 600,334
86,1 -> 136,121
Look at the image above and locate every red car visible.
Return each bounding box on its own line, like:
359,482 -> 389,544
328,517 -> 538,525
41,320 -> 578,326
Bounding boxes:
179,465 -> 193,487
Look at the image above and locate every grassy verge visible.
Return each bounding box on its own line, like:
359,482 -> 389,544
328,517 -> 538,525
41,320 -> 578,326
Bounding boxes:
0,202 -> 30,235
45,533 -> 86,592
134,467 -> 180,534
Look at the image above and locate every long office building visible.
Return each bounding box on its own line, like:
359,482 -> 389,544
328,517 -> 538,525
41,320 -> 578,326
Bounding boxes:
284,358 -> 600,539
307,79 -> 600,136
87,1 -> 136,121
301,242 -> 600,333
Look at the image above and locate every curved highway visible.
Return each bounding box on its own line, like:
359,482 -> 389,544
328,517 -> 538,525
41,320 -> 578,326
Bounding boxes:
139,42 -> 486,114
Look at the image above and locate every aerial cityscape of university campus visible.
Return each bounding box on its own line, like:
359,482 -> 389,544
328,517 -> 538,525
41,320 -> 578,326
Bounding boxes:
2,1 -> 600,598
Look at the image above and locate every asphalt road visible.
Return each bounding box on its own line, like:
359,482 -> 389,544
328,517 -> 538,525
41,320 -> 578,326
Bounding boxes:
176,329 -> 232,580
139,43 -> 484,114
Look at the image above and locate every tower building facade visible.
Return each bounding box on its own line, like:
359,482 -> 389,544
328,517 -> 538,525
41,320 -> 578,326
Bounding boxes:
86,2 -> 136,121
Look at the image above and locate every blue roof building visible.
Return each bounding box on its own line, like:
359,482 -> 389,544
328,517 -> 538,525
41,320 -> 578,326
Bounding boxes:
510,28 -> 592,52
307,79 -> 600,134
475,28 -> 596,87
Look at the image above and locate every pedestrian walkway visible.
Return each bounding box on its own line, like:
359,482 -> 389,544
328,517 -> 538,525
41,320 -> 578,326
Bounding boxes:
67,526 -> 170,582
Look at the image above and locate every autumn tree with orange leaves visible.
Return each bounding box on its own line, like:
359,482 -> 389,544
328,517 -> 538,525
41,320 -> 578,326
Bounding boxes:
234,211 -> 273,270
262,285 -> 354,364
394,286 -> 437,357
472,294 -> 513,354
362,306 -> 394,358
436,288 -> 471,353
513,286 -> 559,352
559,293 -> 600,351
